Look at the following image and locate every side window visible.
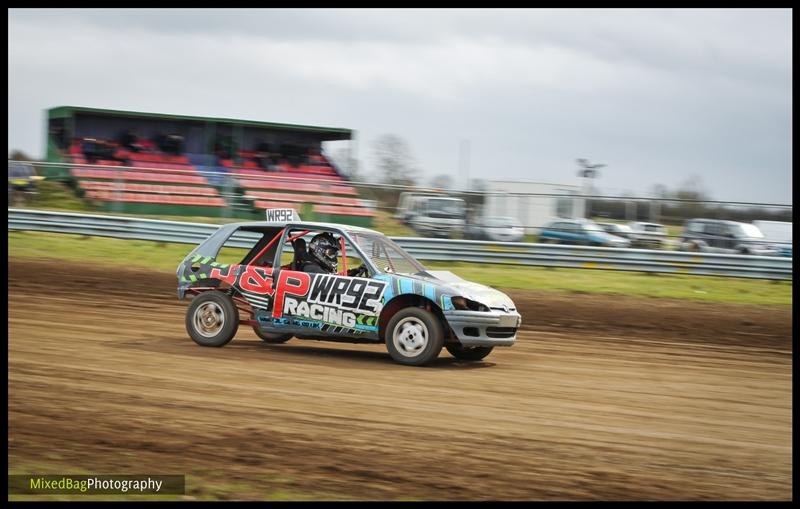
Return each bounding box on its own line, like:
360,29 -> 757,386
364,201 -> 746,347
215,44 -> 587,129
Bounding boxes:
687,221 -> 703,233
341,238 -> 366,275
704,223 -> 722,236
281,229 -> 364,275
280,228 -> 314,269
217,229 -> 268,265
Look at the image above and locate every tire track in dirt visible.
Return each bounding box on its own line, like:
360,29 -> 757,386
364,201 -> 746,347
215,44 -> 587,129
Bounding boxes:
8,259 -> 792,500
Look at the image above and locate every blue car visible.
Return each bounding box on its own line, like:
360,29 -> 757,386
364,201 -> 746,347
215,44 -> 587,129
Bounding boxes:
539,219 -> 631,247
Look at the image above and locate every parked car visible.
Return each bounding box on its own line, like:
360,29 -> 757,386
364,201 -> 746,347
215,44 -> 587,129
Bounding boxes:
753,220 -> 792,257
465,216 -> 525,242
177,214 -> 521,366
678,219 -> 778,255
539,219 -> 630,247
8,162 -> 43,203
596,222 -> 634,240
627,221 -> 668,249
406,196 -> 467,239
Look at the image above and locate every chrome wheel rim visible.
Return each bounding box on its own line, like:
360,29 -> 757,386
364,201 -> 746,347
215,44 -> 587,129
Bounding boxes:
194,301 -> 225,337
393,317 -> 429,357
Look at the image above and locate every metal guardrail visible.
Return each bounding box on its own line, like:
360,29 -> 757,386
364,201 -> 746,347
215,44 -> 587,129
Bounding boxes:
8,209 -> 792,280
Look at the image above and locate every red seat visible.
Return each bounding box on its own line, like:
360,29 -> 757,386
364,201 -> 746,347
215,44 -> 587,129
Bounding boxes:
86,190 -> 225,207
71,168 -> 208,185
244,191 -> 360,207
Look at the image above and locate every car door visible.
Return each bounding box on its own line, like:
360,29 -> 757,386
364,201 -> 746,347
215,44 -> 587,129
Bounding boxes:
561,222 -> 578,243
550,221 -> 569,243
268,228 -> 379,338
718,223 -> 737,252
702,222 -> 723,252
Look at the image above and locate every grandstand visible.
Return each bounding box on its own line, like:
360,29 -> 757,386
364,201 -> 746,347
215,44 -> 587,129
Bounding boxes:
45,106 -> 374,226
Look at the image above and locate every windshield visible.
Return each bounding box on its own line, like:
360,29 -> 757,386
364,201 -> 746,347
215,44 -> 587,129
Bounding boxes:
426,198 -> 464,218
737,224 -> 764,239
349,231 -> 426,275
640,224 -> 664,233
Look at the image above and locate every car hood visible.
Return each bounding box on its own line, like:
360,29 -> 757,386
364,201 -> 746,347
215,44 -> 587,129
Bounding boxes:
412,270 -> 516,309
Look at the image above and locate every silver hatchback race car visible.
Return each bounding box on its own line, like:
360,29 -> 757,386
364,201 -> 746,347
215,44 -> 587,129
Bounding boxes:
177,219 -> 521,366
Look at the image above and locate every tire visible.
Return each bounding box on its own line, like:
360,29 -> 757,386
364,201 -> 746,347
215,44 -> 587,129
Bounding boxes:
385,307 -> 444,366
185,291 -> 239,347
446,344 -> 494,361
253,327 -> 292,344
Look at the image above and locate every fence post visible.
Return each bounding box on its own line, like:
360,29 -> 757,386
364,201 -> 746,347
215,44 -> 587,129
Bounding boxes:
113,166 -> 123,213
223,172 -> 232,219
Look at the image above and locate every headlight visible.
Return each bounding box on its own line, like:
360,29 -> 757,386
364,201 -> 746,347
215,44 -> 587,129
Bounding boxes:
451,297 -> 490,312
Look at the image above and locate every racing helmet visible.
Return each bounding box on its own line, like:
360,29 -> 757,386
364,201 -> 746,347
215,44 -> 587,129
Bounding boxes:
308,232 -> 340,272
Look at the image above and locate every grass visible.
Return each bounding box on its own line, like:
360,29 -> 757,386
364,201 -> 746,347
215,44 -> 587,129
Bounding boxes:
425,261 -> 791,306
15,180 -> 90,211
9,231 -> 791,306
372,209 -> 417,237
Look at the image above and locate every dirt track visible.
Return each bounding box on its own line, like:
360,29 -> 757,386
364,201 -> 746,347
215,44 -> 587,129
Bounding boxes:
8,259 -> 792,500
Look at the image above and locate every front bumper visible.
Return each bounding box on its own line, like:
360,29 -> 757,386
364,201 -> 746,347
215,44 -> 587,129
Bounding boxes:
443,309 -> 521,347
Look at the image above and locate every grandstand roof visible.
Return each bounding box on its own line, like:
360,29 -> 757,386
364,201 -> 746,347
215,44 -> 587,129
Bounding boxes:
47,106 -> 352,140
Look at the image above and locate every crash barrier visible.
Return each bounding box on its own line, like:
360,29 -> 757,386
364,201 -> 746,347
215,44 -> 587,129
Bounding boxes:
8,209 -> 792,280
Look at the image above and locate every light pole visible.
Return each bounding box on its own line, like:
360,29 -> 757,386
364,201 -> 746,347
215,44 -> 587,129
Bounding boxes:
576,158 -> 605,219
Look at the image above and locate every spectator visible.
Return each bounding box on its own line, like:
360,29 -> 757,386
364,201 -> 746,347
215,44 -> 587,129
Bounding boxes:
82,138 -> 98,163
119,130 -> 142,152
165,134 -> 184,155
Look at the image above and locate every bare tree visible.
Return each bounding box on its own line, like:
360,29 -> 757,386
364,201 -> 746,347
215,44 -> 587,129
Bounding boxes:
429,174 -> 454,190
371,134 -> 418,187
9,150 -> 34,161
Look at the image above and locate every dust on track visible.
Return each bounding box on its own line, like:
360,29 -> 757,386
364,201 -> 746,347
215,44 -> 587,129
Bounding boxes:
8,259 -> 792,500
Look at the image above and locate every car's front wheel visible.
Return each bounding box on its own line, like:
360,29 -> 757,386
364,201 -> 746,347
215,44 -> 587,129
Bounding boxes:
185,291 -> 239,347
446,344 -> 494,361
385,307 -> 444,366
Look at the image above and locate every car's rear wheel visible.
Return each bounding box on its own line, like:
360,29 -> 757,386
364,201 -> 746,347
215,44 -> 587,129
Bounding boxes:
185,291 -> 239,347
385,307 -> 444,366
446,344 -> 494,361
253,327 -> 293,343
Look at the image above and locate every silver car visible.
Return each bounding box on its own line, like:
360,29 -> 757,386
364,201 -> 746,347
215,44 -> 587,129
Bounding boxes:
466,216 -> 525,242
628,222 -> 668,249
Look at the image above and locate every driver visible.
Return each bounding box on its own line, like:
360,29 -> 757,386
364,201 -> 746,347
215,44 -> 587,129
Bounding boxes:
300,232 -> 368,277
302,232 -> 340,274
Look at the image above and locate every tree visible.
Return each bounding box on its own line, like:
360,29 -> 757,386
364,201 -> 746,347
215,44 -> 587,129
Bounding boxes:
429,174 -> 454,190
330,147 -> 363,183
9,150 -> 34,161
650,183 -> 669,199
371,134 -> 418,187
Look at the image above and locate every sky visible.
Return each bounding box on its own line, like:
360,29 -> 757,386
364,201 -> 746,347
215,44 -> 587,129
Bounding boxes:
8,8 -> 793,204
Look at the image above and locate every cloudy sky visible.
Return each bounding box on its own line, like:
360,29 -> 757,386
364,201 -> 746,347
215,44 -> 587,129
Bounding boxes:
8,8 -> 792,203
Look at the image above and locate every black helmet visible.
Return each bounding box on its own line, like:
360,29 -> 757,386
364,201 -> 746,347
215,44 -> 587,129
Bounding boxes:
308,232 -> 339,272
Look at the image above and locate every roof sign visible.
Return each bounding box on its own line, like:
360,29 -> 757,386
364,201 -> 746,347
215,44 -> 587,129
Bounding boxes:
265,208 -> 300,222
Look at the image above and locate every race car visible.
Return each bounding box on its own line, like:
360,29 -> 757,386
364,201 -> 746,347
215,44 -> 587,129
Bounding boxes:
176,216 -> 521,366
